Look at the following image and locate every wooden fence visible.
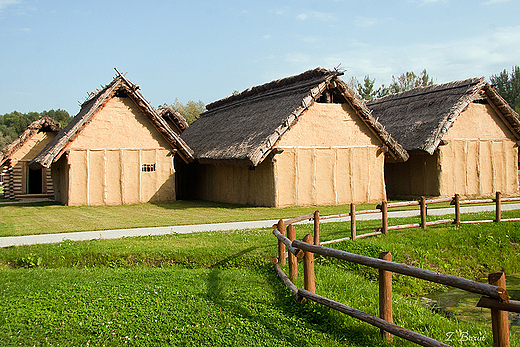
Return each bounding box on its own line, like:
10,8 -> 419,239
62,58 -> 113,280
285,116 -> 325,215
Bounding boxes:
280,192 -> 520,246
271,192 -> 520,346
271,225 -> 520,346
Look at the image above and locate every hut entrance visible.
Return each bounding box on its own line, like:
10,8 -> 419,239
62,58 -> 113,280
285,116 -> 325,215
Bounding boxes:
28,167 -> 43,194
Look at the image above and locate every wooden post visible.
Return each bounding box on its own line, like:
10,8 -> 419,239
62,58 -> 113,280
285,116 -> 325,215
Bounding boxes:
314,210 -> 320,246
495,191 -> 502,223
420,196 -> 427,230
287,225 -> 297,281
303,234 -> 315,294
277,219 -> 286,266
489,272 -> 510,347
379,252 -> 394,343
381,201 -> 388,235
350,203 -> 357,240
454,194 -> 461,226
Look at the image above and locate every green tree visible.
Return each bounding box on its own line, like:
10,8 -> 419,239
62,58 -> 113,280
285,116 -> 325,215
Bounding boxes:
386,69 -> 434,94
356,75 -> 378,100
490,66 -> 520,113
170,99 -> 206,125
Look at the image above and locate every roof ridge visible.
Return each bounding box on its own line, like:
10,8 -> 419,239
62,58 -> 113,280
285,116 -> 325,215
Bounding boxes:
368,77 -> 484,106
206,67 -> 339,112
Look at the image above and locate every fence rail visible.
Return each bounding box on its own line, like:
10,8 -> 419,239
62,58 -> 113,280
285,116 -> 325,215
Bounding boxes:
271,192 -> 519,346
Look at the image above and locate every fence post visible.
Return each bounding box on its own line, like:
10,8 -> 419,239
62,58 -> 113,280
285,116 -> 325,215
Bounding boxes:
454,194 -> 461,226
495,191 -> 502,223
489,272 -> 510,347
379,251 -> 394,343
350,203 -> 357,240
420,196 -> 427,230
277,219 -> 286,266
303,234 -> 315,294
381,201 -> 388,235
287,225 -> 297,281
314,210 -> 320,246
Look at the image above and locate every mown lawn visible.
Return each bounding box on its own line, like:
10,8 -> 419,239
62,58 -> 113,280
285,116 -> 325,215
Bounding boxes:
1,214 -> 520,346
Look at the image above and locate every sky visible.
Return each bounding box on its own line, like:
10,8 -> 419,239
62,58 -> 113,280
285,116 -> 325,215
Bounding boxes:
1,0 -> 519,116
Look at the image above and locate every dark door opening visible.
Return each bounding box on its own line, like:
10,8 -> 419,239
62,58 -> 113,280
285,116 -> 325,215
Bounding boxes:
28,168 -> 43,194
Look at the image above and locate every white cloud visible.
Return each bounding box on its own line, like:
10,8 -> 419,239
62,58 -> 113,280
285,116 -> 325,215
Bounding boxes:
297,11 -> 336,21
0,0 -> 20,10
285,52 -> 311,64
354,16 -> 378,27
263,34 -> 271,40
297,13 -> 308,20
482,0 -> 510,4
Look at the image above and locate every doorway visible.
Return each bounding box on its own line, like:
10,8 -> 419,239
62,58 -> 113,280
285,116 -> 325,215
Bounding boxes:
28,167 -> 43,194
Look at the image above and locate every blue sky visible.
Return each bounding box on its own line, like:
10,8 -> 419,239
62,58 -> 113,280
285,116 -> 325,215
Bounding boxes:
1,0 -> 519,116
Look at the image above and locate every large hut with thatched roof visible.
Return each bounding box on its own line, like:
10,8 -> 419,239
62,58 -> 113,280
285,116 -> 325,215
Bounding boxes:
180,68 -> 408,207
30,71 -> 193,206
367,78 -> 520,199
1,117 -> 61,200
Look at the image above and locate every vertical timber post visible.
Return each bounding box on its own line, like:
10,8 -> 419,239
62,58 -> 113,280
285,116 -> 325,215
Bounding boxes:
420,196 -> 427,230
495,191 -> 502,223
303,234 -> 315,294
381,201 -> 388,235
350,203 -> 356,240
489,272 -> 510,347
287,225 -> 297,281
277,219 -> 286,266
454,194 -> 461,226
314,210 -> 320,246
379,252 -> 393,343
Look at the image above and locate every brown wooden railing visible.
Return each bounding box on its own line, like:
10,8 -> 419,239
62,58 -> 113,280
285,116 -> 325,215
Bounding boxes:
278,192 -> 520,246
271,227 -> 519,346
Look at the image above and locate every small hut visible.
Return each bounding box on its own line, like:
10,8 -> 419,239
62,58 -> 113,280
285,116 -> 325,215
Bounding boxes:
0,117 -> 61,200
180,68 -> 408,207
367,78 -> 520,199
30,72 -> 193,206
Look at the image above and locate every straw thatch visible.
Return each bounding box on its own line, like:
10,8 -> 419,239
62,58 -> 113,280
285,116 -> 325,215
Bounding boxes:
0,117 -> 61,166
30,72 -> 194,169
366,78 -> 520,155
181,67 -> 408,166
157,105 -> 189,135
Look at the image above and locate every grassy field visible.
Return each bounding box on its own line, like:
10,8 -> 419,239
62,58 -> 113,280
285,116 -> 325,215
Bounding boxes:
1,211 -> 520,346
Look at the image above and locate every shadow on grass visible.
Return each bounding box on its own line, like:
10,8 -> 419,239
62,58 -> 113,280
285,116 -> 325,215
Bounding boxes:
203,248 -> 382,346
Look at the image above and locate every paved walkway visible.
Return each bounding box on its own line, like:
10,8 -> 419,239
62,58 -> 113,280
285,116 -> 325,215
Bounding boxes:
1,203 -> 520,248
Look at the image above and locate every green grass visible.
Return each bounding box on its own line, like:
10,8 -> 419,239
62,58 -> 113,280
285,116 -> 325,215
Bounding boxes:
1,216 -> 520,346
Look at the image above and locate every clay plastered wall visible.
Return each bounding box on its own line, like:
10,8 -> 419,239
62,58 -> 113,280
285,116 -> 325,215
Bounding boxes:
191,159 -> 275,206
440,103 -> 519,197
275,103 -> 386,207
385,153 -> 440,199
67,148 -> 174,206
69,97 -> 170,150
11,132 -> 56,163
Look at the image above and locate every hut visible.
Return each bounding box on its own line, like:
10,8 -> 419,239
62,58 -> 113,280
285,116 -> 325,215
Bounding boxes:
180,68 -> 408,207
0,117 -> 61,200
30,71 -> 193,206
367,78 -> 520,199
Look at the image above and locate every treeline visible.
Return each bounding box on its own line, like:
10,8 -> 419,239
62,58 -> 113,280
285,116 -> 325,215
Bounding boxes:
0,109 -> 72,150
490,66 -> 520,113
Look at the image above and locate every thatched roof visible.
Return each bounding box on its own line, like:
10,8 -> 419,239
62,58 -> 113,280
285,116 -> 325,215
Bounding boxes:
30,71 -> 194,169
366,78 -> 520,155
181,67 -> 408,166
156,105 -> 188,135
0,117 -> 61,166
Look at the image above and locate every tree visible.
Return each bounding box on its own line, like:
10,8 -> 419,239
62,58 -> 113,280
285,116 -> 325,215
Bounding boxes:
386,69 -> 434,94
490,66 -> 520,113
169,99 -> 206,125
356,75 -> 378,100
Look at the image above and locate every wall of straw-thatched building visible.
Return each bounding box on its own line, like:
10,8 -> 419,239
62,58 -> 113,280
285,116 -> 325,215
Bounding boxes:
51,97 -> 177,206
385,102 -> 519,198
274,103 -> 386,207
1,120 -> 57,200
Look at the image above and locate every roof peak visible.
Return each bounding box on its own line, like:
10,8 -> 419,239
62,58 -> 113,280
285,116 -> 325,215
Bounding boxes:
206,67 -> 341,112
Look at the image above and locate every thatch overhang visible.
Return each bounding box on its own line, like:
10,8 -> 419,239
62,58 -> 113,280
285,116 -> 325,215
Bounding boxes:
157,105 -> 189,135
0,117 -> 61,166
366,78 -> 520,155
181,67 -> 408,166
30,71 -> 194,169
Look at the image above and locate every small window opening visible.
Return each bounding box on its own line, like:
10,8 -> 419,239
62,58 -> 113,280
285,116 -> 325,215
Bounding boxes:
142,164 -> 156,172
